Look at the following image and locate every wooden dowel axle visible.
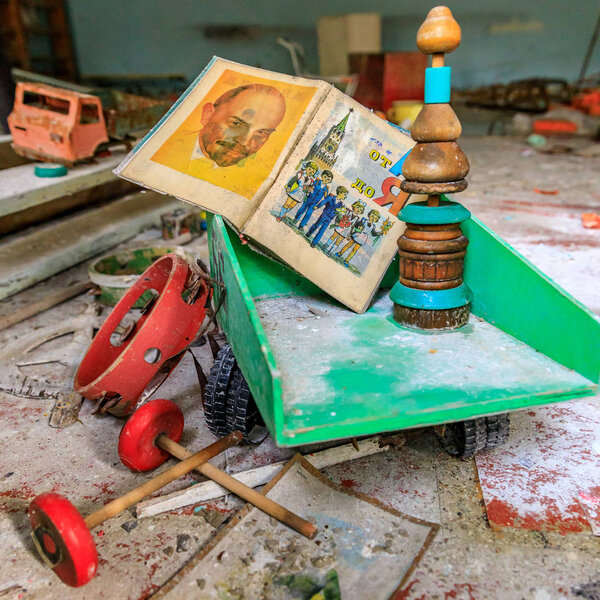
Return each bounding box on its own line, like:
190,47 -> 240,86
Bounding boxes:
432,53 -> 445,68
84,432 -> 242,530
156,434 -> 318,539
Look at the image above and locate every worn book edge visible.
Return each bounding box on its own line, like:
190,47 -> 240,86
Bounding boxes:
115,57 -> 330,230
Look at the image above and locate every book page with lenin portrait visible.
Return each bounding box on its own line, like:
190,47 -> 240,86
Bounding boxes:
116,58 -> 327,230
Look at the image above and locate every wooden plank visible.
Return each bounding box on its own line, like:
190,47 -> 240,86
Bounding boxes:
136,436 -> 389,518
0,281 -> 88,331
0,178 -> 136,236
0,149 -> 126,218
0,191 -> 181,300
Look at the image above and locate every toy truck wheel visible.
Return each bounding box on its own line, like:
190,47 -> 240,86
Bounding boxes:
226,368 -> 261,438
119,399 -> 184,472
483,414 -> 510,451
204,344 -> 262,440
435,414 -> 510,458
204,345 -> 237,437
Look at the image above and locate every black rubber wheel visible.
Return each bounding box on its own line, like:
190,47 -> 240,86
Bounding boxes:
436,414 -> 510,458
204,343 -> 262,440
226,367 -> 262,438
204,344 -> 236,437
483,414 -> 510,451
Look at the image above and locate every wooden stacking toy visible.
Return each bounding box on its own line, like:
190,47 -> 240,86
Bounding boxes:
118,399 -> 318,539
29,432 -> 242,587
391,6 -> 472,330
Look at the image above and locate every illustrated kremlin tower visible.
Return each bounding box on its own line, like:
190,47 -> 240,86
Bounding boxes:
306,109 -> 352,169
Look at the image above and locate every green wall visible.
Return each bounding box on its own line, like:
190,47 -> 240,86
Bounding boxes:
67,0 -> 599,89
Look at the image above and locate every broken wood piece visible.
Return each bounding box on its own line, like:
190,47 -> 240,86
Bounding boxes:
0,281 -> 88,331
119,400 -> 317,538
136,436 -> 391,518
0,191 -> 181,300
86,433 -> 243,529
48,391 -> 84,429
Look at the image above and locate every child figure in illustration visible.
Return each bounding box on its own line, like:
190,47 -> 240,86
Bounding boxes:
336,208 -> 382,267
293,169 -> 333,230
324,200 -> 365,255
306,186 -> 348,248
380,217 -> 393,235
277,161 -> 318,221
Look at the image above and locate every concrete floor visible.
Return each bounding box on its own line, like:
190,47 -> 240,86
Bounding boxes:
0,136 -> 599,599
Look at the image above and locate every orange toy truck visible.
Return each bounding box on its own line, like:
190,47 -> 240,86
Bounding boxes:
8,82 -> 168,166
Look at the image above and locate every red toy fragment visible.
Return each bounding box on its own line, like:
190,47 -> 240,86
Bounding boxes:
75,254 -> 210,416
582,212 -> 600,229
532,119 -> 577,135
119,399 -> 184,472
29,493 -> 98,587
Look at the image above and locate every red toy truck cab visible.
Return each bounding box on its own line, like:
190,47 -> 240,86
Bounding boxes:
8,82 -> 109,165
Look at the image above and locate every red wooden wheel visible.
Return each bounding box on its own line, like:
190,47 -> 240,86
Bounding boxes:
29,493 -> 98,587
74,254 -> 210,417
118,399 -> 184,472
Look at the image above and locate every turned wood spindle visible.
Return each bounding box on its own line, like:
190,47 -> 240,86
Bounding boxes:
391,6 -> 472,330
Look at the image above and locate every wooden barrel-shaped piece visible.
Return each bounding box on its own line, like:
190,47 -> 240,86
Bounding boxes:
397,223 -> 468,290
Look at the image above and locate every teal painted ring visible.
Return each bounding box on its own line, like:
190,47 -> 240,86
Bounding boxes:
399,200 -> 471,224
390,281 -> 472,310
424,67 -> 451,104
34,163 -> 68,178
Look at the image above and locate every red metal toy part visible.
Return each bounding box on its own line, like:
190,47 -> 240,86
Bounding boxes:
119,399 -> 184,472
75,254 -> 209,416
29,493 -> 98,588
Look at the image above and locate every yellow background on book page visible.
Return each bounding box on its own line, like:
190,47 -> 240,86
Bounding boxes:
151,69 -> 319,199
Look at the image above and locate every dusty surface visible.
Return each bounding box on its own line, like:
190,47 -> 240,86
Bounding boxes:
0,137 -> 599,599
255,292 -> 591,438
158,458 -> 435,600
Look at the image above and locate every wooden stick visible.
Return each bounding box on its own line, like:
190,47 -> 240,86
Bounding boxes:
432,53 -> 445,68
137,436 -> 390,519
0,282 -> 88,331
157,435 -> 317,539
84,432 -> 242,529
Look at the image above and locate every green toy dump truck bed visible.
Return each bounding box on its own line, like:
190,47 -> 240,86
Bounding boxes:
208,214 -> 600,447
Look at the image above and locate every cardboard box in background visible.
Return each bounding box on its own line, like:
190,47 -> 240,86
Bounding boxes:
318,13 -> 381,76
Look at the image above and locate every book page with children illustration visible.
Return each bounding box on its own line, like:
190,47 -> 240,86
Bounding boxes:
116,58 -> 328,230
243,87 -> 415,313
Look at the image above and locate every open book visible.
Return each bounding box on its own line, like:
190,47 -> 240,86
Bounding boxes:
116,58 -> 417,313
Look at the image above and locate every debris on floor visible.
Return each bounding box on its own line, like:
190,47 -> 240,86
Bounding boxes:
0,304 -> 102,428
136,436 -> 393,518
582,212 -> 600,229
153,455 -> 437,599
572,580 -> 600,600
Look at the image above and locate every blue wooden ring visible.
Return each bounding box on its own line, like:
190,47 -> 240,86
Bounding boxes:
399,199 -> 471,224
424,67 -> 451,104
390,281 -> 472,310
34,163 -> 68,178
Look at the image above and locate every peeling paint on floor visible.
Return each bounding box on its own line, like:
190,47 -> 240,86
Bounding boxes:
475,401 -> 600,535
